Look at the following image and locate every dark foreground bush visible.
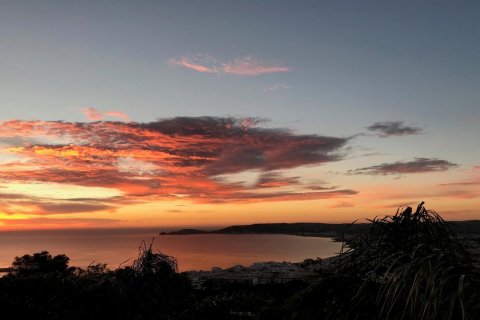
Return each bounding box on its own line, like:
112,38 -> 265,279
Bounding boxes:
0,241 -> 193,320
281,202 -> 480,320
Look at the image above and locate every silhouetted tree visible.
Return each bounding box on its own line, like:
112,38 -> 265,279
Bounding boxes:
11,251 -> 72,275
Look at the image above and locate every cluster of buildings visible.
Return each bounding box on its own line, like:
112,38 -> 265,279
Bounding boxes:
185,258 -> 336,288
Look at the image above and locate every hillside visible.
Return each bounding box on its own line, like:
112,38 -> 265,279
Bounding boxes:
160,220 -> 480,239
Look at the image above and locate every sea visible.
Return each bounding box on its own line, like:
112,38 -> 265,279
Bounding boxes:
0,228 -> 342,272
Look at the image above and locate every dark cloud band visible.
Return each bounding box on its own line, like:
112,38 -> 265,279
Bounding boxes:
367,121 -> 422,137
350,158 -> 458,175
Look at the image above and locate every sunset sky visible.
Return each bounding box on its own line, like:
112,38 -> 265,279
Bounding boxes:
1,1 -> 479,230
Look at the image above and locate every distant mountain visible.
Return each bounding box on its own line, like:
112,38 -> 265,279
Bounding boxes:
215,222 -> 367,236
159,228 -> 206,235
160,220 -> 480,239
160,222 -> 369,239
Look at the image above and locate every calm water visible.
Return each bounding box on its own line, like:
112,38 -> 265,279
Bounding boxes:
0,229 -> 342,271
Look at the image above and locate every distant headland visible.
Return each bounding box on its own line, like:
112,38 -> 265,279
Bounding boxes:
160,220 -> 480,241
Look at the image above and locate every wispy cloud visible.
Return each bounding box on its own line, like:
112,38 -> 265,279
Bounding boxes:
0,217 -> 121,229
0,191 -> 117,215
367,121 -> 422,137
263,83 -> 292,91
439,181 -> 480,187
435,189 -> 480,199
81,107 -> 130,121
255,173 -> 299,188
350,158 -> 458,175
327,201 -> 355,208
169,54 -> 290,76
104,111 -> 130,121
377,201 -> 416,209
0,117 -> 354,213
82,107 -> 103,121
436,167 -> 480,199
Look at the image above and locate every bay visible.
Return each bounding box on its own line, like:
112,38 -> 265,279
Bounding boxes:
0,229 -> 342,271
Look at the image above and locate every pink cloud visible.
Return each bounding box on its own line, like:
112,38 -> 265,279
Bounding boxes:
169,57 -> 216,73
82,107 -> 103,121
104,111 -> 130,121
81,108 -> 130,122
169,54 -> 290,76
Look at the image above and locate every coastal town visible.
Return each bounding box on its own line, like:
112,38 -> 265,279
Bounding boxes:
185,257 -> 336,289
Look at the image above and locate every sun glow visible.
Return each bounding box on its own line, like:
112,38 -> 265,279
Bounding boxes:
2,183 -> 122,200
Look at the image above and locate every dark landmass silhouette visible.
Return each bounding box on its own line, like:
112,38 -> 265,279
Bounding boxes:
161,220 -> 480,239
1,203 -> 480,319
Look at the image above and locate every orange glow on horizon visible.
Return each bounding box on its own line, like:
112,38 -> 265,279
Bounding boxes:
0,118 -> 478,230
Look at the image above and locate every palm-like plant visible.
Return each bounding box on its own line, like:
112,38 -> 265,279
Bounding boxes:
344,202 -> 480,320
132,238 -> 178,275
282,202 -> 480,320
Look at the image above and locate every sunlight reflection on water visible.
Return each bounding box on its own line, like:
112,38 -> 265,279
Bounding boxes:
0,229 -> 342,271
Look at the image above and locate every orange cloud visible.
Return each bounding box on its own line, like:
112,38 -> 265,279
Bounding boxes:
0,117 -> 354,215
81,107 -> 130,121
0,217 -> 121,230
327,201 -> 355,208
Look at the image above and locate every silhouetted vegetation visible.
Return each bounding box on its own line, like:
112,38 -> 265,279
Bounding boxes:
1,203 -> 479,319
11,251 -> 73,276
0,240 -> 193,320
280,202 -> 480,320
